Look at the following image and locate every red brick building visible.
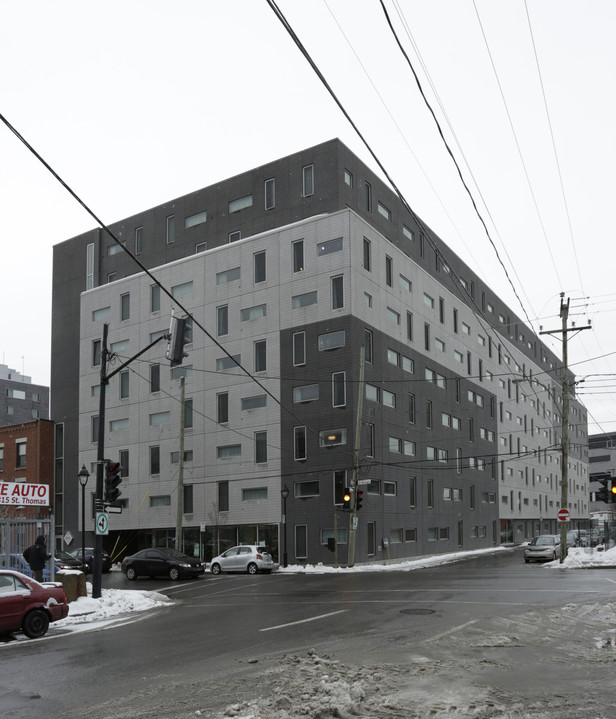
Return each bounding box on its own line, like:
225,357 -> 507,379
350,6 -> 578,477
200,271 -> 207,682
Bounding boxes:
0,419 -> 55,519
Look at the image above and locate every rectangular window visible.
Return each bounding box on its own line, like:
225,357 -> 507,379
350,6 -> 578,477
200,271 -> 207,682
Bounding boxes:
319,429 -> 346,447
185,210 -> 207,228
408,393 -> 416,423
151,495 -> 171,507
150,446 -> 160,475
295,525 -> 308,560
293,384 -> 319,403
366,384 -> 380,403
184,399 -> 193,429
172,281 -> 193,299
216,267 -> 241,284
16,441 -> 26,468
92,307 -> 110,322
92,340 -> 101,366
318,237 -> 343,256
217,392 -> 228,423
294,426 -> 307,461
318,330 -> 345,351
120,294 -> 130,321
216,354 -> 241,371
424,293 -> 435,309
363,238 -> 371,271
241,304 -> 267,321
399,275 -> 412,293
228,231 -> 241,244
217,305 -> 228,336
424,323 -> 430,351
255,431 -> 268,463
254,251 -> 266,283
241,395 -> 267,410
292,291 -> 317,308
293,331 -> 306,365
383,390 -> 396,408
295,481 -> 319,498
303,164 -> 314,196
108,242 -> 125,256
134,227 -> 143,254
385,255 -> 393,286
218,481 -> 229,512
229,195 -> 253,213
426,400 -> 433,429
166,215 -> 175,244
367,423 -> 375,457
388,348 -> 400,366
439,297 -> 445,323
149,411 -> 170,426
384,481 -> 397,496
217,445 -> 241,459
265,178 -> 275,209
387,307 -> 400,325
110,418 -> 129,432
378,202 -> 391,221
407,312 -> 413,342
183,485 -> 193,514
402,224 -> 414,242
409,477 -> 417,507
91,415 -> 99,443
242,487 -> 267,501
344,169 -> 353,186
254,340 -> 267,372
86,242 -> 94,290
293,240 -> 304,273
332,371 -> 346,407
331,275 -> 344,309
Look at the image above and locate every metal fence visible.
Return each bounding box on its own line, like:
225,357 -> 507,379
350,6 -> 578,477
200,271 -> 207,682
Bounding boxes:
0,516 -> 54,579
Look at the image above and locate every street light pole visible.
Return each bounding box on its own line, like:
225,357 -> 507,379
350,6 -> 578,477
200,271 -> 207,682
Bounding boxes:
281,485 -> 289,568
78,465 -> 90,572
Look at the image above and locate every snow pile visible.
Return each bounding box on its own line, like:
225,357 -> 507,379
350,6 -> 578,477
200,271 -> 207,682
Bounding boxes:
278,546 -> 510,574
547,544 -> 616,568
55,584 -> 173,633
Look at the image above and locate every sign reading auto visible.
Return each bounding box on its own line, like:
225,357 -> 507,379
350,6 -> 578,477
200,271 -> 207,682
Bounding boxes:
0,481 -> 50,506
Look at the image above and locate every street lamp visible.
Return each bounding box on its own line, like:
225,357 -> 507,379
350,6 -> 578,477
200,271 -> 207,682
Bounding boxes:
78,465 -> 90,572
281,485 -> 289,568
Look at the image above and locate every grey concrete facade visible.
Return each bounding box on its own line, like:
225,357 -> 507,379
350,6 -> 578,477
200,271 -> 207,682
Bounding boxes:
52,138 -> 589,561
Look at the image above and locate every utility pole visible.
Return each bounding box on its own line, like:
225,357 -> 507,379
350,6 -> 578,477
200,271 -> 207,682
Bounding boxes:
540,294 -> 591,563
176,376 -> 185,552
93,323 -> 109,599
347,345 -> 365,568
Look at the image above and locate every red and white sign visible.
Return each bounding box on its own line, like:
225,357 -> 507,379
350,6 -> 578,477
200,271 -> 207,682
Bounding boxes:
557,508 -> 570,522
0,481 -> 50,506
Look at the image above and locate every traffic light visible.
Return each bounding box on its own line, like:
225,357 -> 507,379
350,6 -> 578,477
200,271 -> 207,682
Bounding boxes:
166,315 -> 190,367
104,460 -> 122,503
611,481 -> 616,503
595,480 -> 609,503
356,490 -> 363,511
343,487 -> 351,509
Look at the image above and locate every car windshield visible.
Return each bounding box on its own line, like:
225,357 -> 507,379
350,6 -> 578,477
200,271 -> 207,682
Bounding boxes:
156,548 -> 187,559
534,537 -> 555,546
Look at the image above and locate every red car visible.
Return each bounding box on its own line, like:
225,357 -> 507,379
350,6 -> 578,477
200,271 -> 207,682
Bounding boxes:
0,569 -> 69,639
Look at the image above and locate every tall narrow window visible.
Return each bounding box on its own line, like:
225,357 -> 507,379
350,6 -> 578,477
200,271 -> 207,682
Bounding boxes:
86,242 -> 94,290
385,256 -> 393,287
184,399 -> 193,429
364,329 -> 373,363
365,181 -> 372,211
254,340 -> 267,372
331,275 -> 344,309
217,392 -> 229,423
408,393 -> 416,424
439,298 -> 445,324
150,364 -> 160,393
407,312 -> 413,342
92,340 -> 101,367
120,371 -> 129,399
303,165 -> 314,196
218,481 -> 229,512
424,323 -> 430,351
255,431 -> 268,464
254,251 -> 266,284
135,227 -> 143,254
166,215 -> 175,244
293,332 -> 306,366
150,446 -> 160,475
293,240 -> 304,273
183,485 -> 194,514
363,238 -> 371,271
294,426 -> 307,461
217,305 -> 228,337
367,423 -> 375,457
332,371 -> 346,407
120,293 -> 130,321
426,400 -> 433,429
265,178 -> 275,209
427,479 -> 434,508
151,285 -> 161,312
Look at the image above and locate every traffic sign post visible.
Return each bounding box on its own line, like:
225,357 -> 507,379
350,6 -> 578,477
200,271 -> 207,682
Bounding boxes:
557,508 -> 570,522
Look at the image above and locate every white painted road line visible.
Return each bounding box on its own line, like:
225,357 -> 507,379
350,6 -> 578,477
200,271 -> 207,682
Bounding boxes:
260,609 -> 348,632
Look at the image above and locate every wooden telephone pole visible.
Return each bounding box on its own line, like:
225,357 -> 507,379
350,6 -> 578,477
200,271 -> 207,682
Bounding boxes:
540,293 -> 591,563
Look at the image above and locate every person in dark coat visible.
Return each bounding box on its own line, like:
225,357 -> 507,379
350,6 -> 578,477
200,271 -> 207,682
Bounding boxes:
24,535 -> 51,582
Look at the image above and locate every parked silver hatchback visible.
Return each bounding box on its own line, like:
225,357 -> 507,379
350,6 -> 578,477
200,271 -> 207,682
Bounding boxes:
524,535 -> 560,563
209,545 -> 274,575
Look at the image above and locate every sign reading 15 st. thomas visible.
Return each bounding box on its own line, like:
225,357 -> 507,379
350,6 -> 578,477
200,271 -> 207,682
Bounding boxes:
0,481 -> 50,506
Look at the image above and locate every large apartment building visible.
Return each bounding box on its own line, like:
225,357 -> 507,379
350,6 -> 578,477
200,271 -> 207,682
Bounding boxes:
52,138 -> 589,562
0,364 -> 49,427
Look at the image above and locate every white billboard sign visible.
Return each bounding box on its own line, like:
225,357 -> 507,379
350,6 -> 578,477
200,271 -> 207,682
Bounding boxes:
0,481 -> 50,506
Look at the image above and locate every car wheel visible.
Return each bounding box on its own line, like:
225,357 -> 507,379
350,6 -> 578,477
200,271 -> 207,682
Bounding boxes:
210,563 -> 222,575
23,609 -> 50,639
524,558 -> 529,563
126,567 -> 137,581
247,562 -> 258,575
169,567 -> 180,581
553,551 -> 558,561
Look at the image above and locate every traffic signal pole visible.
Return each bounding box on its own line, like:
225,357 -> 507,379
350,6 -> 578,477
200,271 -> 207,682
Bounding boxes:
91,323 -> 173,598
347,345 -> 365,568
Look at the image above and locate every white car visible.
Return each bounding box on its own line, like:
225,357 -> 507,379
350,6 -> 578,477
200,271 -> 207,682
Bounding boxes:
209,545 -> 274,575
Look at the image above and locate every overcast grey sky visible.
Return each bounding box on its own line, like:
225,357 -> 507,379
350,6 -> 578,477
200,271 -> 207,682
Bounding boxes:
1,0 -> 615,432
